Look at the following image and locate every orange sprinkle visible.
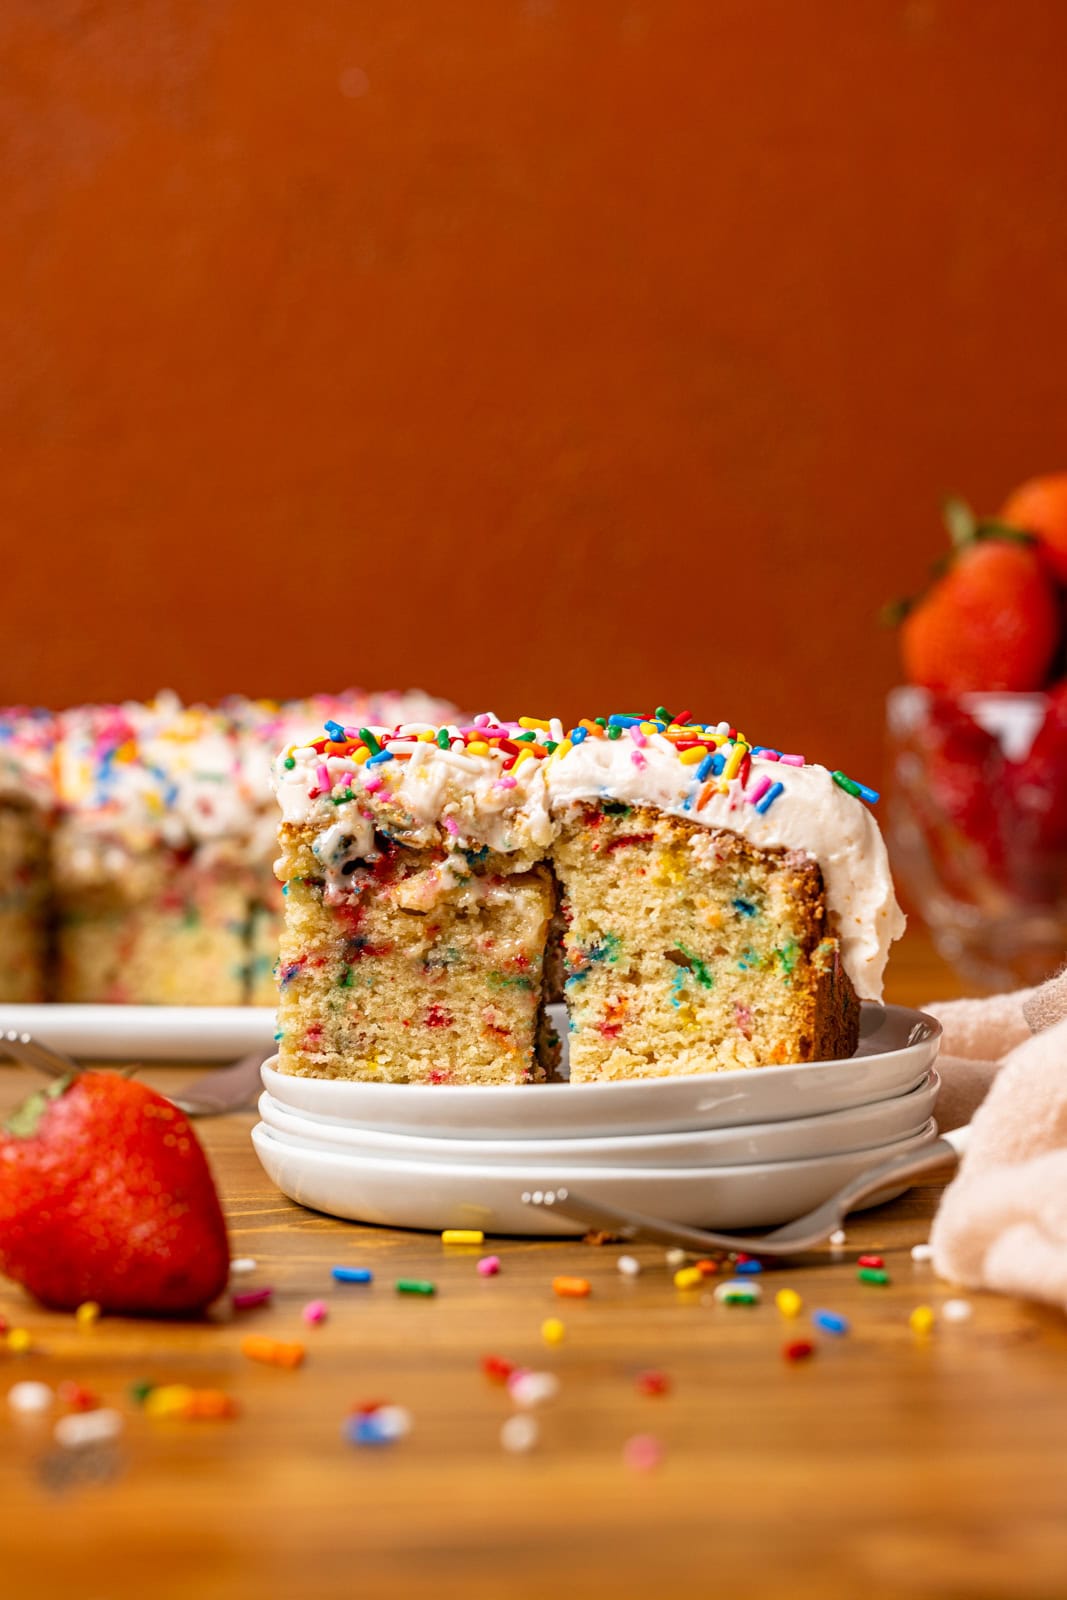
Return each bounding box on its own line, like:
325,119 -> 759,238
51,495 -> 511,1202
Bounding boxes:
553,1276 -> 591,1299
240,1334 -> 305,1369
183,1389 -> 241,1419
697,780 -> 716,808
695,1259 -> 719,1276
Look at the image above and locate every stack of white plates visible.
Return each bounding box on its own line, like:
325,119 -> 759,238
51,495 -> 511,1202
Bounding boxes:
252,1002 -> 942,1236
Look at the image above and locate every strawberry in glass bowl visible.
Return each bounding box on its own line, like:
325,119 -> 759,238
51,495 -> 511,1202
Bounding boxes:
887,478 -> 1067,988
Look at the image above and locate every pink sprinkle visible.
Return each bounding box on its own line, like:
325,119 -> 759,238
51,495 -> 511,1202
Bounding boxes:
780,754 -> 805,766
302,1299 -> 329,1325
316,764 -> 331,792
623,1433 -> 664,1472
761,751 -> 780,762
232,1287 -> 273,1311
630,750 -> 647,769
443,816 -> 460,836
496,775 -> 518,790
473,714 -> 491,727
363,776 -> 384,794
747,776 -> 772,805
628,726 -> 648,747
477,1256 -> 501,1277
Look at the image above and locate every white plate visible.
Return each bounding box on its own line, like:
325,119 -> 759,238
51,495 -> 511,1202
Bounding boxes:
0,1004 -> 277,1062
250,1119 -> 939,1234
256,1067 -> 940,1169
261,1002 -> 940,1139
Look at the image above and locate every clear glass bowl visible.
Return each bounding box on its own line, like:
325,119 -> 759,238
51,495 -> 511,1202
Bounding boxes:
887,686 -> 1067,990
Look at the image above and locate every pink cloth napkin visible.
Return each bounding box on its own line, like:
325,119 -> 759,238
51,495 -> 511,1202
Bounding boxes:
922,974 -> 1067,1312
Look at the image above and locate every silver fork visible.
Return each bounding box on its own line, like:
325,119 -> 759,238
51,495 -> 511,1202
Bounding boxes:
521,1126 -> 969,1256
0,1029 -> 266,1117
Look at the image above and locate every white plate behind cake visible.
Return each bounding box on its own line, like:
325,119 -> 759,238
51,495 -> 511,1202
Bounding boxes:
261,1002 -> 941,1140
0,1004 -> 277,1062
250,1120 -> 939,1235
256,1067 -> 940,1170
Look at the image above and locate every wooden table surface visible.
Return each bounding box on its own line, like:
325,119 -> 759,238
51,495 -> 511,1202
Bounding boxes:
2,930 -> 1065,1600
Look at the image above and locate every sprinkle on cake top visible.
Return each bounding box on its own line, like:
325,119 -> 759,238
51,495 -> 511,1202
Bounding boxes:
275,709 -> 905,1002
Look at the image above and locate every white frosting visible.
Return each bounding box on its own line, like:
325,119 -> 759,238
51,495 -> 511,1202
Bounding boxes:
275,721 -> 905,1001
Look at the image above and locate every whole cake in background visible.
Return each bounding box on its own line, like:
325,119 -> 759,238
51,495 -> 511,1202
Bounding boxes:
0,688 -> 456,1005
274,708 -> 905,1084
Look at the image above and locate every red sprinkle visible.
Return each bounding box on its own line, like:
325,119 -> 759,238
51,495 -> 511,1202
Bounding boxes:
783,1340 -> 815,1363
481,1354 -> 514,1384
350,1399 -> 389,1416
636,1370 -> 671,1397
57,1381 -> 99,1412
857,1254 -> 885,1269
232,1287 -> 274,1311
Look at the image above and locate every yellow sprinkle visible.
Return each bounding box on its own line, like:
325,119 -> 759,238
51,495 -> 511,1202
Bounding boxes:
552,738 -> 572,761
7,1328 -> 32,1354
541,1317 -> 566,1345
144,1384 -> 195,1419
512,749 -> 534,770
674,1267 -> 703,1290
909,1305 -> 936,1335
75,1300 -> 101,1327
775,1288 -> 802,1317
722,741 -> 748,782
518,717 -> 551,731
353,746 -> 371,765
441,1229 -> 484,1245
466,741 -> 489,756
417,730 -> 436,742
679,745 -> 709,766
640,721 -> 658,735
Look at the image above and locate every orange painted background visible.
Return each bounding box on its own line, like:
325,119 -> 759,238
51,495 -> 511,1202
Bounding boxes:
3,0 -> 1067,782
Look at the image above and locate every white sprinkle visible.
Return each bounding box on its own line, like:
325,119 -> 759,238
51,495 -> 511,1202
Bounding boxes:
665,1248 -> 688,1269
507,1371 -> 560,1408
372,1404 -> 413,1440
942,1298 -> 973,1322
617,1255 -> 641,1278
829,1230 -> 847,1247
7,1381 -> 53,1415
501,1414 -> 539,1453
713,1279 -> 762,1304
911,1243 -> 933,1262
54,1408 -> 123,1449
230,1258 -> 258,1275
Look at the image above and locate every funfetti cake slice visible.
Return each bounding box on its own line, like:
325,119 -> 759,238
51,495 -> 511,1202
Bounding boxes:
272,708 -> 904,1084
0,708 -> 56,1001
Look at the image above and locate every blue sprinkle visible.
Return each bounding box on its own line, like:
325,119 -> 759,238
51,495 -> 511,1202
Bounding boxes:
754,781 -> 784,814
571,727 -> 588,745
332,1266 -> 374,1284
366,749 -> 394,767
607,714 -> 642,728
856,781 -> 880,804
735,1259 -> 763,1275
733,898 -> 756,917
324,720 -> 346,741
812,1309 -> 849,1336
710,752 -> 725,776
682,787 -> 696,812
344,1415 -> 394,1447
695,754 -> 715,783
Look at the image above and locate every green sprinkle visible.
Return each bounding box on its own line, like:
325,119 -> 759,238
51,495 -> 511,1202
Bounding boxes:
832,770 -> 861,798
396,1278 -> 436,1296
359,727 -> 381,755
607,725 -> 622,741
720,1288 -> 759,1305
857,1267 -> 890,1285
655,706 -> 672,724
331,789 -> 355,805
515,731 -> 536,742
338,967 -> 354,988
595,717 -> 607,727
436,728 -> 450,749
545,740 -> 558,753
284,756 -> 296,770
129,1380 -> 155,1404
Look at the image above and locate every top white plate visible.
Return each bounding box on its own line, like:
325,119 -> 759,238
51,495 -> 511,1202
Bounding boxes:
262,1002 -> 941,1140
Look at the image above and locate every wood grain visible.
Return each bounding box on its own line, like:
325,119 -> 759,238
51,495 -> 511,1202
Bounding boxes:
1,929 -> 1064,1600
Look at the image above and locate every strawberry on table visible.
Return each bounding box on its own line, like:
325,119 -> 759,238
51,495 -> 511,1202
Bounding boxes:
0,1071 -> 230,1316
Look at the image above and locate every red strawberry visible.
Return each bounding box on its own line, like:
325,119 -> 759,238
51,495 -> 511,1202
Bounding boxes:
1004,683 -> 1067,865
1000,473 -> 1067,584
0,1071 -> 230,1316
917,697 -> 1007,888
898,498 -> 1060,694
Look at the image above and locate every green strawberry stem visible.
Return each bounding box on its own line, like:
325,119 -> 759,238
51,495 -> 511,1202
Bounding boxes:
880,494 -> 1038,626
4,1074 -> 77,1138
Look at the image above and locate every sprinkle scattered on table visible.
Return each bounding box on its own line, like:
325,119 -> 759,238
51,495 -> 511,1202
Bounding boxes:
909,1305 -> 936,1335
623,1433 -> 664,1472
442,1229 -> 484,1245
501,1414 -> 539,1453
477,1256 -> 501,1277
553,1275 -> 591,1298
332,1266 -> 373,1284
395,1278 -> 436,1297
240,1335 -> 305,1368
616,1255 -> 641,1277
302,1299 -> 329,1325
232,1286 -> 273,1311
782,1340 -> 815,1363
541,1317 -> 566,1345
812,1309 -> 849,1336
942,1298 -> 973,1322
775,1288 -> 802,1317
